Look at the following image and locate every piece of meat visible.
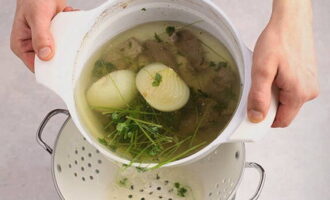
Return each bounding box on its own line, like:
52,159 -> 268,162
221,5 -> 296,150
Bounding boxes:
173,30 -> 207,72
104,37 -> 143,69
204,66 -> 239,101
143,40 -> 177,67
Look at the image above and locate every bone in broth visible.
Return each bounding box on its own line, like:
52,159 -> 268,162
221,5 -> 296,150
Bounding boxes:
75,21 -> 241,166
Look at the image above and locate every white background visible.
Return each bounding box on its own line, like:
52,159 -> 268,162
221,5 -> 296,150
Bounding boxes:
0,0 -> 329,199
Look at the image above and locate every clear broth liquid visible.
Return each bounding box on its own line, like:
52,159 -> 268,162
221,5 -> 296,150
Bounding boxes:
75,21 -> 241,165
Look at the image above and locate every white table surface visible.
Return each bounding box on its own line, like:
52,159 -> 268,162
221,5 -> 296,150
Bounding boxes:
0,0 -> 329,199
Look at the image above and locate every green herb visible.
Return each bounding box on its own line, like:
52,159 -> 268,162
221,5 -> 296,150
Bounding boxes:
197,89 -> 209,98
92,60 -> 116,78
166,26 -> 176,36
119,177 -> 128,186
174,182 -> 188,197
154,33 -> 162,43
98,138 -> 108,146
152,73 -> 162,87
141,8 -> 146,11
209,61 -> 228,71
135,166 -> 148,173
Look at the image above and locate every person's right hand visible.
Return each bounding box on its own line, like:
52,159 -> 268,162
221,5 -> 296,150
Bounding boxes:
10,0 -> 76,72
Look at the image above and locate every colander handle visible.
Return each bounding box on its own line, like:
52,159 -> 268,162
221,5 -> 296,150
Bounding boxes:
36,109 -> 70,154
243,162 -> 266,200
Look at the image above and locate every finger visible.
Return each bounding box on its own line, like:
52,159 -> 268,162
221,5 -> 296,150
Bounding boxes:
271,86 -> 303,127
63,6 -> 80,12
28,14 -> 55,61
63,6 -> 74,12
21,51 -> 36,72
272,104 -> 301,128
248,55 -> 278,123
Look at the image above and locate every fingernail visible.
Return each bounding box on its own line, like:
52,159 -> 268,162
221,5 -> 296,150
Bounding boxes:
248,109 -> 264,123
38,47 -> 51,59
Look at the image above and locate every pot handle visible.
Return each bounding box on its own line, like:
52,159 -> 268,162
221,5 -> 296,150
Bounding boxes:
235,162 -> 266,200
229,47 -> 278,142
36,109 -> 70,154
34,7 -> 104,101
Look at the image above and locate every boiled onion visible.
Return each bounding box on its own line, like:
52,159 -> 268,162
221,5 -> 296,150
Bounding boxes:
136,63 -> 190,112
86,70 -> 137,110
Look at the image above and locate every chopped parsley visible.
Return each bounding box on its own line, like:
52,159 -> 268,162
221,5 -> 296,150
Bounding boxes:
154,33 -> 162,43
209,61 -> 228,71
174,182 -> 188,197
92,60 -> 116,78
166,26 -> 176,36
152,73 -> 162,87
119,178 -> 128,186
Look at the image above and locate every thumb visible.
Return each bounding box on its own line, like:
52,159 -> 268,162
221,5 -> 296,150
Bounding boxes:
29,16 -> 55,61
248,56 -> 277,123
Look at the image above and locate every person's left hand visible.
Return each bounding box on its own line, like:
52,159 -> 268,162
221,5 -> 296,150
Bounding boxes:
247,5 -> 319,128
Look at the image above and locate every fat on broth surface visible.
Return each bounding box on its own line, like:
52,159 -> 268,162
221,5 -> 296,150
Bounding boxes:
75,21 -> 241,165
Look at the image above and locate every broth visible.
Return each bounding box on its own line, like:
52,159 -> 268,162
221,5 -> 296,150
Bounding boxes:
75,21 -> 241,166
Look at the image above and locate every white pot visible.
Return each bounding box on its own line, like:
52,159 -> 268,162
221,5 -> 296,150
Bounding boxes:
35,0 -> 277,168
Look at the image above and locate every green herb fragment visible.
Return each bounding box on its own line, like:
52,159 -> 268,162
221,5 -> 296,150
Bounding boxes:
98,138 -> 108,146
166,26 -> 176,36
119,177 -> 128,186
141,8 -> 146,11
135,167 -> 147,173
197,89 -> 209,98
152,73 -> 162,87
174,182 -> 188,197
209,61 -> 228,71
92,60 -> 116,78
154,33 -> 162,43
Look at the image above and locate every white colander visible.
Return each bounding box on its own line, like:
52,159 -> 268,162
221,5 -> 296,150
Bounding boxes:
37,109 -> 265,200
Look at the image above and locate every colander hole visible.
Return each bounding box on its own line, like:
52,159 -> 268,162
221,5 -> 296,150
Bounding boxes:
141,198 -> 145,200
81,156 -> 85,161
159,196 -> 163,199
83,137 -> 86,141
88,153 -> 92,157
90,176 -> 94,180
140,189 -> 144,192
95,169 -> 100,174
157,187 -> 161,191
149,192 -> 153,195
88,163 -> 92,167
75,150 -> 78,154
130,185 -> 134,190
82,177 -> 85,181
81,167 -> 85,171
57,164 -> 62,172
209,193 -> 212,196
82,146 -> 85,151
235,151 -> 240,159
164,180 -> 169,185
98,159 -> 102,164
216,183 -> 219,188
96,150 -> 100,154
128,194 -> 133,198
74,160 -> 78,165
74,172 -> 77,177
68,164 -> 72,168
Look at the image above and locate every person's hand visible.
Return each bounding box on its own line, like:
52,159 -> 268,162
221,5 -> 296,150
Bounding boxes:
248,0 -> 319,128
10,0 -> 76,72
